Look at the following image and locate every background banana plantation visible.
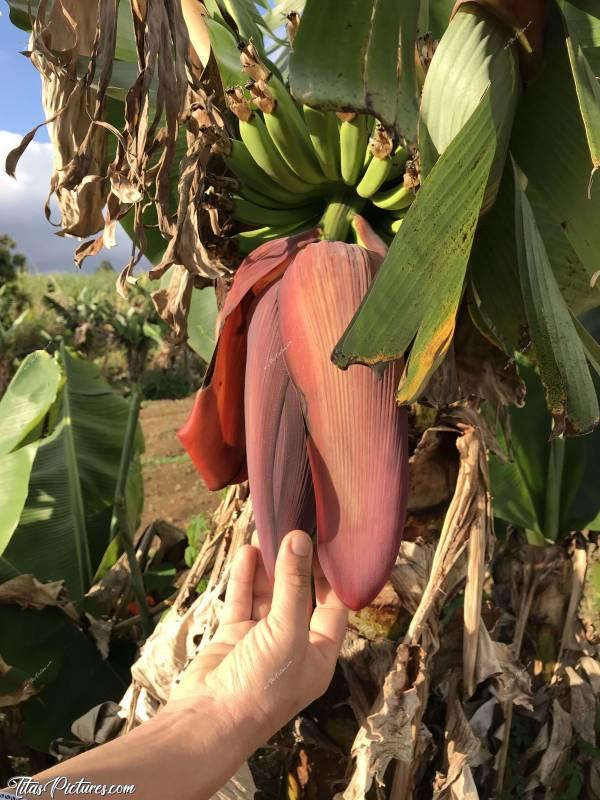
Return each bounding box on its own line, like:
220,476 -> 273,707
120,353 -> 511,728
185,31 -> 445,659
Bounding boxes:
1,0 -> 600,797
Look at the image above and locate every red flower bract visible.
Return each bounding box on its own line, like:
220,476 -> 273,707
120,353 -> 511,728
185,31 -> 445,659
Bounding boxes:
178,218 -> 409,609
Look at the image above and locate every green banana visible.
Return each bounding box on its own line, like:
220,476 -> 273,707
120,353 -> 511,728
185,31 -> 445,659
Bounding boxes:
234,216 -> 320,255
232,195 -> 321,227
239,184 -> 321,210
339,114 -> 369,186
356,156 -> 393,199
225,140 -> 310,207
371,182 -> 414,211
379,215 -> 405,237
261,75 -> 326,185
302,106 -> 341,182
239,115 -> 314,195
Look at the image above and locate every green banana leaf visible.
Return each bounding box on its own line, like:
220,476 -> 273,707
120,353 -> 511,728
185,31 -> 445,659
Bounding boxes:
489,354 -> 600,538
0,605 -> 128,752
0,352 -> 62,562
512,4 -> 600,286
560,7 -> 600,168
289,0 -> 421,139
0,351 -> 61,457
0,348 -> 144,602
0,444 -> 38,559
565,0 -> 600,22
561,3 -> 600,47
187,287 -> 218,363
469,165 -> 526,354
574,312 -> 600,375
210,0 -> 269,52
429,0 -> 455,38
334,90 -> 497,404
419,6 -> 519,212
512,159 -> 599,435
469,166 -> 599,358
206,17 -> 251,89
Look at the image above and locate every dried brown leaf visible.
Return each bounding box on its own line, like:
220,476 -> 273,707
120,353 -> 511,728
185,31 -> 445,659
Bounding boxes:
433,680 -> 486,799
0,655 -> 39,708
475,624 -> 531,708
524,699 -> 572,794
0,575 -> 78,620
407,427 -> 458,512
150,265 -> 195,343
339,631 -> 396,725
564,665 -> 597,744
403,407 -> 492,647
338,645 -> 426,800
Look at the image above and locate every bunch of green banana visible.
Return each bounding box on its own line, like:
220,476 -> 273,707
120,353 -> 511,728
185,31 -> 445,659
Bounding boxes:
222,43 -> 419,252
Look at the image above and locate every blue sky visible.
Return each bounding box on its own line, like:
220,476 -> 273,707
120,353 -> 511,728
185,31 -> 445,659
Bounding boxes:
0,3 -> 135,273
0,8 -> 48,140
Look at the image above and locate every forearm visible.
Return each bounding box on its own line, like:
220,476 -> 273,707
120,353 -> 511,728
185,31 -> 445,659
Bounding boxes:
4,696 -> 269,800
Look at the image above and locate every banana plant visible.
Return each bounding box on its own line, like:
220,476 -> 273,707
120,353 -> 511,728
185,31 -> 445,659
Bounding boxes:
5,0 -> 600,606
0,345 -> 144,599
489,354 -> 600,544
4,0 -> 600,795
0,346 -> 144,751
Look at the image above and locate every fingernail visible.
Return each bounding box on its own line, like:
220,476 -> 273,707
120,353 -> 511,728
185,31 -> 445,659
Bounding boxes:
291,532 -> 311,556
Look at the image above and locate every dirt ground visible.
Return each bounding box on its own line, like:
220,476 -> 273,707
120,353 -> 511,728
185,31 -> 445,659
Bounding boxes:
138,397 -> 220,532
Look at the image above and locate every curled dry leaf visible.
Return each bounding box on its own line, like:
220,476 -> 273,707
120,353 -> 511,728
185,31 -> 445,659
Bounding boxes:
402,407 -> 493,651
475,624 -> 532,708
150,266 -> 196,344
523,699 -> 573,795
8,0 -> 230,342
433,679 -> 487,800
70,701 -> 125,749
0,654 -> 40,708
407,427 -> 459,513
339,631 -> 396,726
0,574 -> 78,620
120,486 -> 253,716
564,665 -> 597,744
22,0 -> 108,237
337,645 -> 426,800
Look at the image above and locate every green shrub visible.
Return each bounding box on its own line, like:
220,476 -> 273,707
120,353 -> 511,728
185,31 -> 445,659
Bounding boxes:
139,366 -> 195,400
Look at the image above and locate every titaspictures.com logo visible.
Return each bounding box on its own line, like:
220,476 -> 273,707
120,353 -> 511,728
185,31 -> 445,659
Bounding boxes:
2,778 -> 136,797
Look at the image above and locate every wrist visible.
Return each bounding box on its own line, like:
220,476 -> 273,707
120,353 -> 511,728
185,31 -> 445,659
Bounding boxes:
162,688 -> 272,768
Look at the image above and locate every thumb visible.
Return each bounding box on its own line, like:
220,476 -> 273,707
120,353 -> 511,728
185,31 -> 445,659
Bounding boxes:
268,530 -> 313,636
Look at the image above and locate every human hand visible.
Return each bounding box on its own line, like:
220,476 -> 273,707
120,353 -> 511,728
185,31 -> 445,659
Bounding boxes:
166,530 -> 347,740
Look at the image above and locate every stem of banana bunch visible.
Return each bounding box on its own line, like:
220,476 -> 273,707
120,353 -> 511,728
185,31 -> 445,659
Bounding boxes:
319,193 -> 366,242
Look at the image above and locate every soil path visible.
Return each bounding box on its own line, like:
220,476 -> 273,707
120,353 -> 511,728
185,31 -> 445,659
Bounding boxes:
138,397 -> 220,532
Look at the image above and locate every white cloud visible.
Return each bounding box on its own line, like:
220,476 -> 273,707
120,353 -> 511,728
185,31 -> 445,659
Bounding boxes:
0,130 -> 137,274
